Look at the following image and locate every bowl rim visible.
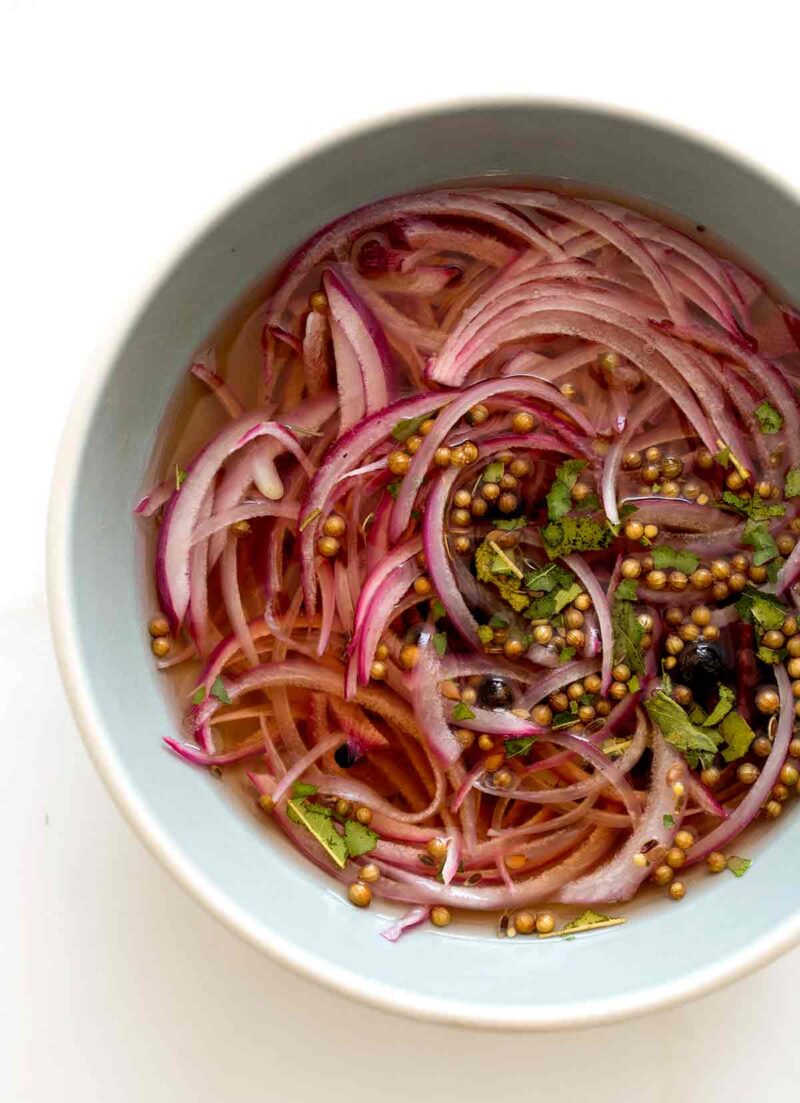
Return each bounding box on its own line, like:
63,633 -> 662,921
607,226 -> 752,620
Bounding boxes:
47,95 -> 800,1031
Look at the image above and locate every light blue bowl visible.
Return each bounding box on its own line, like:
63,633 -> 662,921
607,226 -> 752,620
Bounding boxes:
48,101 -> 800,1029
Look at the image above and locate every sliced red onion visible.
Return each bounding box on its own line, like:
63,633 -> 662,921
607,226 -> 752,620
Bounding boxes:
390,374 -> 593,541
380,906 -> 431,942
302,310 -> 331,395
555,729 -> 684,903
563,553 -> 613,693
190,360 -> 244,417
271,731 -> 344,806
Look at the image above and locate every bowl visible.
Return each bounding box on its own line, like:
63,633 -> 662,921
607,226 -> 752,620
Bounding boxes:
48,100 -> 800,1030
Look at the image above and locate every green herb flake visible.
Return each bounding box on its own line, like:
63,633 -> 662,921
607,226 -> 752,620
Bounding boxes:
524,562 -> 575,594
720,711 -> 757,762
688,703 -> 707,724
552,711 -> 575,729
614,579 -> 639,602
742,520 -> 779,566
757,645 -> 786,664
627,675 -> 641,693
191,687 -> 206,705
736,586 -> 787,631
431,599 -> 446,621
726,855 -> 752,878
652,545 -> 699,575
495,516 -> 528,531
488,614 -> 508,629
619,503 -> 638,520
545,459 -> 588,521
541,518 -> 613,558
612,598 -> 645,674
175,465 -> 188,489
452,701 -> 476,722
575,493 -> 601,513
561,909 -> 612,933
474,540 -> 530,613
210,676 -> 231,705
505,736 -> 536,759
387,481 -> 401,500
602,736 -> 632,758
559,646 -> 577,663
663,814 -> 675,829
715,445 -> 731,467
705,685 -> 735,727
391,412 -> 433,442
343,819 -> 378,858
477,625 -> 494,645
432,632 -> 448,657
292,781 -> 318,798
645,689 -> 721,768
754,401 -> 783,435
721,490 -> 785,521
286,798 -> 348,868
785,467 -> 800,499
482,460 -> 505,484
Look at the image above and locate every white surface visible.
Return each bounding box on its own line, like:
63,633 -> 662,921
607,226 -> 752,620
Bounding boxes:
4,1 -> 800,1098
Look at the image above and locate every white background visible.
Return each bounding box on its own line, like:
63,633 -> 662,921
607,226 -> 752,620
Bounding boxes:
4,2 -> 800,1099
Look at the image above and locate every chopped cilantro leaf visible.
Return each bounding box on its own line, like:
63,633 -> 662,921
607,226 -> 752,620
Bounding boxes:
705,685 -> 735,727
488,614 -> 508,629
287,798 -> 348,868
645,689 -> 721,768
175,465 -> 188,489
628,674 -> 641,693
391,412 -> 433,442
482,461 -> 505,483
477,625 -> 494,644
387,480 -> 401,500
546,459 -> 588,521
452,702 -> 476,722
652,545 -> 699,574
715,445 -> 731,467
742,520 -> 779,566
619,503 -> 638,520
726,855 -> 752,878
432,632 -> 447,657
736,586 -> 787,631
720,711 -> 756,762
612,598 -> 645,674
546,480 -> 573,521
494,516 -> 528,531
524,562 -> 575,594
575,493 -> 601,513
559,646 -> 576,662
431,599 -> 446,621
210,676 -> 231,705
292,781 -> 318,798
191,686 -> 206,705
614,579 -> 639,602
505,736 -> 536,759
754,401 -> 783,434
552,711 -> 574,729
663,814 -> 675,829
785,467 -> 800,499
722,490 -> 785,521
343,819 -> 378,858
756,645 -> 786,664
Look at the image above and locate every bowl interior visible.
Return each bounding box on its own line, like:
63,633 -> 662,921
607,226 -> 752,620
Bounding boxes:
51,103 -> 800,1028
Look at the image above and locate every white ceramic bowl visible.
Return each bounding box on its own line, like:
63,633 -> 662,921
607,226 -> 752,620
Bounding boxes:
48,101 -> 800,1030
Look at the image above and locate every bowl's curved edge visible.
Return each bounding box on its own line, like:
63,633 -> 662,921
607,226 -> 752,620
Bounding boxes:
46,94 -> 800,1031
